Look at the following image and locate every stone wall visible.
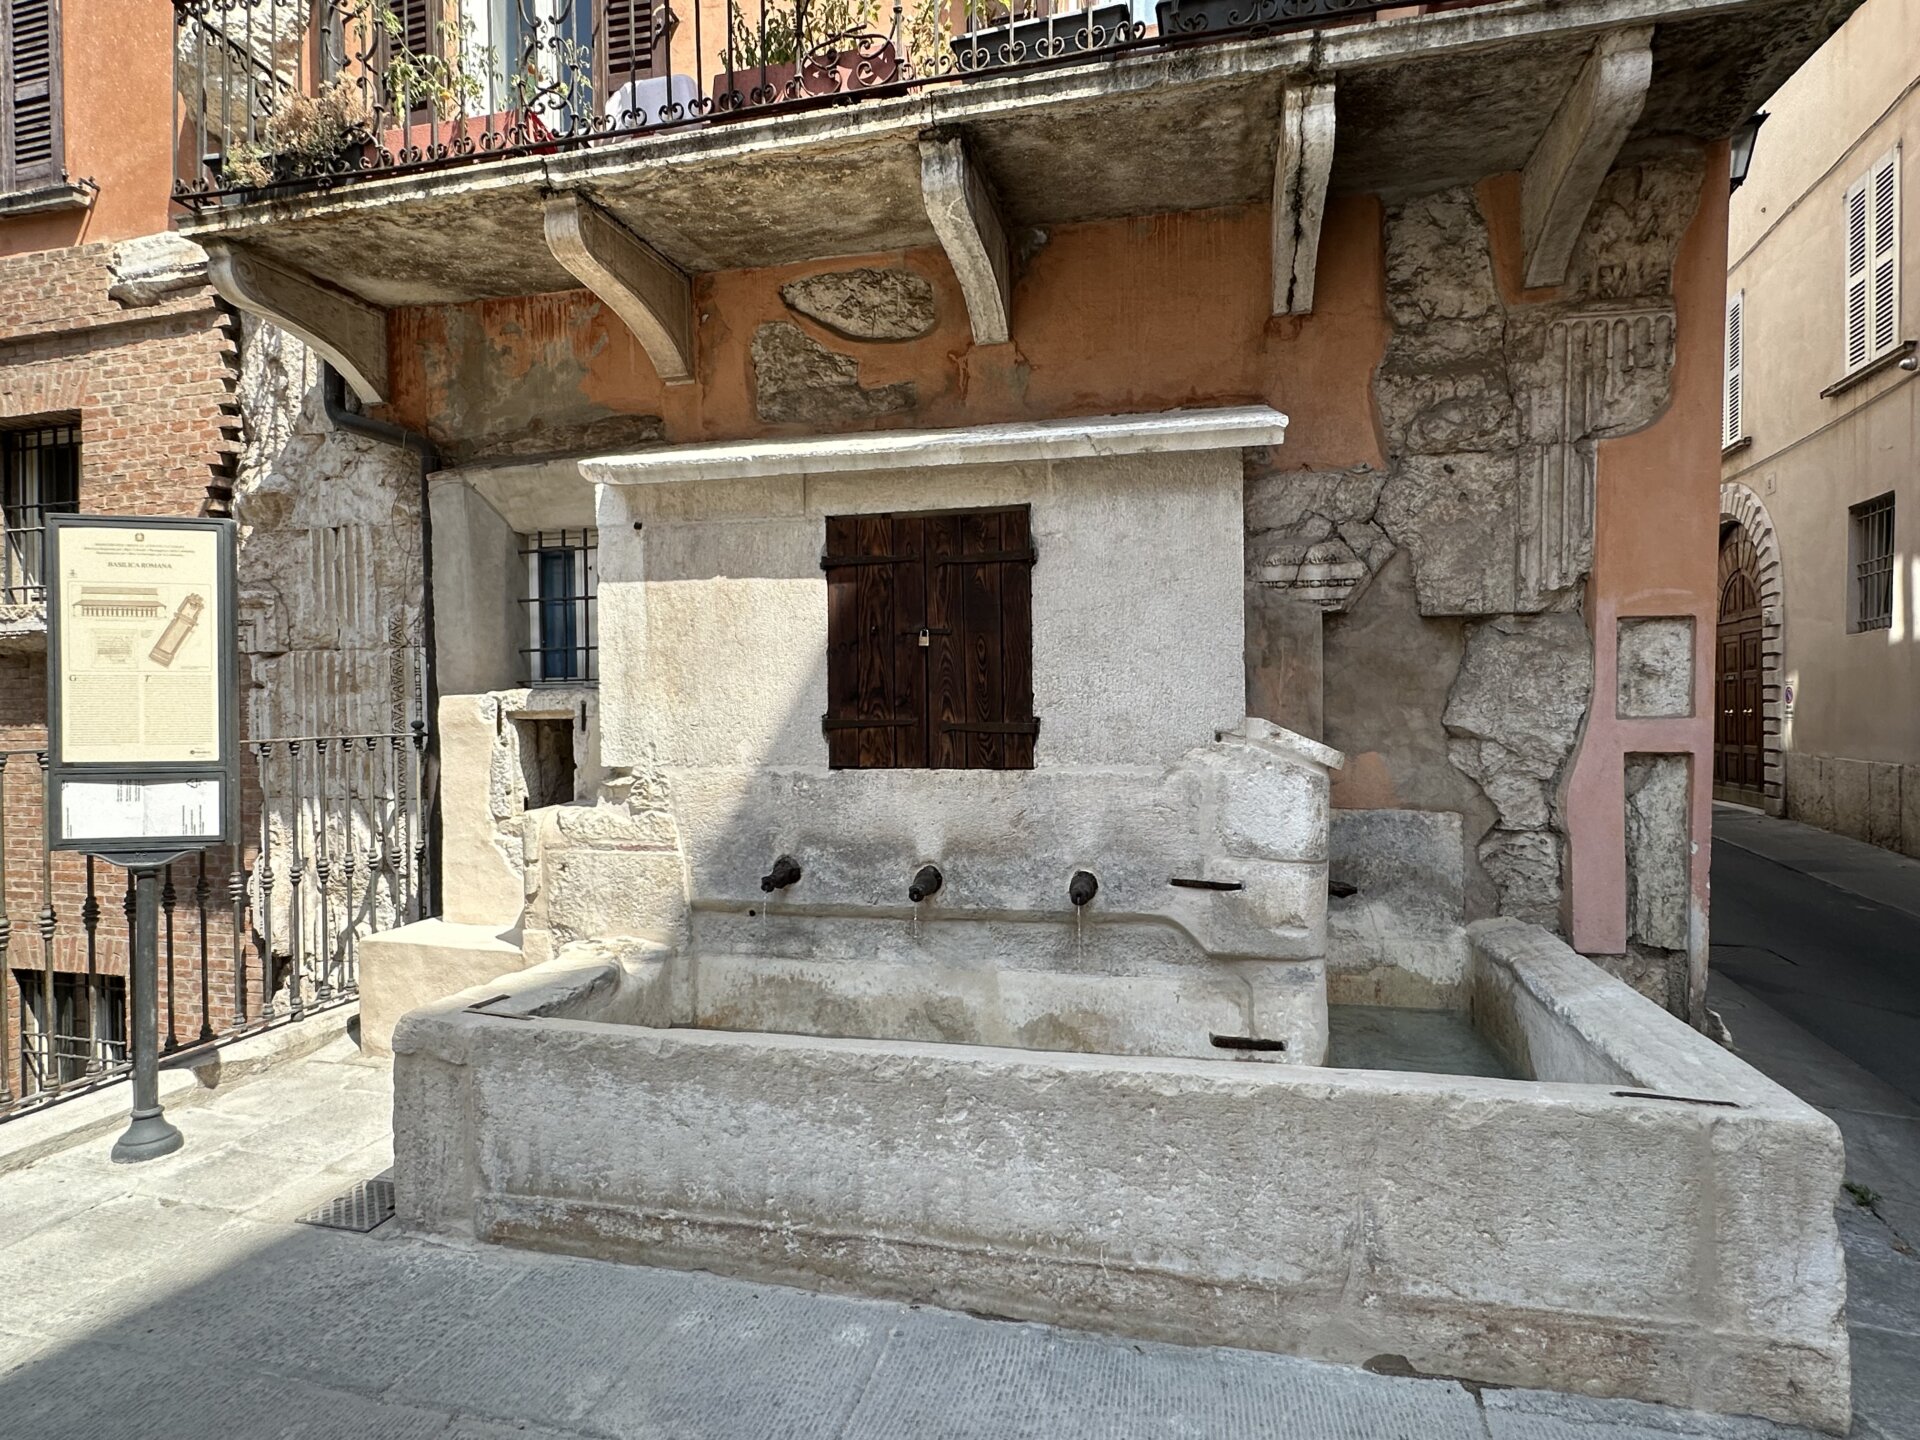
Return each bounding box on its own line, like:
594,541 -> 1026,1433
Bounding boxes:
1246,156 -> 1708,1011
0,233 -> 243,1074
1785,751 -> 1920,859
232,319 -> 430,986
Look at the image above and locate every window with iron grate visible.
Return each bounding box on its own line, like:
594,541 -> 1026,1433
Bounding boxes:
1,0 -> 63,193
0,420 -> 78,604
14,971 -> 124,1091
521,529 -> 598,684
822,506 -> 1036,770
1848,494 -> 1895,634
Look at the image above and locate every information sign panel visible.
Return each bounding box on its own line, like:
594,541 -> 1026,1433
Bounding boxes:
46,516 -> 238,855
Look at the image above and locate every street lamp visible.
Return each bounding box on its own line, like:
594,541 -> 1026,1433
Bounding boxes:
1729,112 -> 1768,192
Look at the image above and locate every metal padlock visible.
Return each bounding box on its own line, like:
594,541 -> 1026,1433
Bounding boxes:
918,627 -> 931,647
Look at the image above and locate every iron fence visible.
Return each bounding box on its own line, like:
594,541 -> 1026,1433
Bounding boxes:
0,728 -> 428,1124
172,0 -> 1445,206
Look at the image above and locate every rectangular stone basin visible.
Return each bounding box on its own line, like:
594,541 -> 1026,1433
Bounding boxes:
391,918 -> 1848,1431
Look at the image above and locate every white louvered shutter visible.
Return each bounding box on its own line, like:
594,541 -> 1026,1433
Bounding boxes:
1724,289 -> 1743,449
1869,148 -> 1901,364
1845,176 -> 1872,373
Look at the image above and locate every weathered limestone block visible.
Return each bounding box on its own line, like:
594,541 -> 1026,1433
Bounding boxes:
1327,809 -> 1470,1006
1383,189 -> 1502,326
1444,613 -> 1592,830
522,802 -> 689,952
1375,355 -> 1521,455
1243,465 -> 1396,613
234,318 -> 426,740
1479,828 -> 1562,927
1377,452 -> 1521,616
751,321 -> 916,424
1868,762 -> 1903,851
1244,464 -> 1393,613
1561,150 -> 1706,305
107,232 -> 209,307
1617,617 -> 1694,718
780,267 -> 937,341
1785,752 -> 1833,833
1504,305 -> 1676,445
1827,756 -> 1872,844
1624,754 -> 1690,952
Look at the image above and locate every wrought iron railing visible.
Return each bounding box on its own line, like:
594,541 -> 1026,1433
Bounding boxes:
0,728 -> 429,1124
172,0 -> 1448,206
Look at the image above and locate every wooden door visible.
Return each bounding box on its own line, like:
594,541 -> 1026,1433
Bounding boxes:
1714,525 -> 1765,803
823,507 -> 1035,770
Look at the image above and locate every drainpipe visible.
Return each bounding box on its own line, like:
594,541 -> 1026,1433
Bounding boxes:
320,362 -> 442,921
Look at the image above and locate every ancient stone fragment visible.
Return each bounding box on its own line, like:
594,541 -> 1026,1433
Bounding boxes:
1245,466 -> 1393,613
1478,828 -> 1562,927
1616,617 -> 1693,718
1377,451 -> 1523,616
780,268 -> 938,342
1443,613 -> 1593,831
1624,753 -> 1690,951
751,321 -> 917,425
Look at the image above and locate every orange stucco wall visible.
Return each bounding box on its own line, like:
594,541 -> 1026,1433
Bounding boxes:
1566,149 -> 1728,986
385,194 -> 1390,472
0,0 -> 180,256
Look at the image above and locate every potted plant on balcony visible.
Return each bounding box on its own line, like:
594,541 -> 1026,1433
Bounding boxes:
711,0 -> 901,115
374,6 -> 567,163
949,0 -> 1135,76
217,75 -> 376,189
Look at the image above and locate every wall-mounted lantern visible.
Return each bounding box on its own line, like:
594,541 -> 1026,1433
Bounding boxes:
1730,112 -> 1769,192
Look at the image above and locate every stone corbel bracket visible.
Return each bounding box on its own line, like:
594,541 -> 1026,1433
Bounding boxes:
919,132 -> 1011,346
1520,27 -> 1654,290
1273,78 -> 1336,316
544,193 -> 694,385
204,240 -> 389,405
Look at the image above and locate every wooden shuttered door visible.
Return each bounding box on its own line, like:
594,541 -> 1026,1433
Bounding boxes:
598,0 -> 661,97
824,507 -> 1036,771
1,0 -> 62,193
398,0 -> 434,55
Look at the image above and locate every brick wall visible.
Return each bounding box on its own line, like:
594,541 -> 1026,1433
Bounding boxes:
0,238 -> 245,1101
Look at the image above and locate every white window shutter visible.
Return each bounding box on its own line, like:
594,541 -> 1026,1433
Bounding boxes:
1724,289 -> 1743,448
1846,177 -> 1871,373
1869,148 -> 1901,362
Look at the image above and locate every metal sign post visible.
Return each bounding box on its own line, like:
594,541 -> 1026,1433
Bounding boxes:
45,516 -> 238,1164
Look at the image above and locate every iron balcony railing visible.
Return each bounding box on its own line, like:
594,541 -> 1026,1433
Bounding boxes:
0,728 -> 429,1124
172,0 -> 1461,206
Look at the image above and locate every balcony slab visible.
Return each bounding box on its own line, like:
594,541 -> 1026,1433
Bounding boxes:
176,0 -> 1856,310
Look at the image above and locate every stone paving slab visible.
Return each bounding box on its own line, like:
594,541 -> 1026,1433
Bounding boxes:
0,1036 -> 1842,1440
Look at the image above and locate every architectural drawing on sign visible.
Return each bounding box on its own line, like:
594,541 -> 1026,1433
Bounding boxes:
72,586 -> 164,620
149,593 -> 205,667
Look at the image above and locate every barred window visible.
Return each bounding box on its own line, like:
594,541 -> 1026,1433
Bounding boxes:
1849,494 -> 1894,633
1,420 -> 78,603
521,529 -> 597,684
15,970 -> 124,1092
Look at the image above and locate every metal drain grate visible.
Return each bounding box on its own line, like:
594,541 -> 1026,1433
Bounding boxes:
298,1173 -> 396,1233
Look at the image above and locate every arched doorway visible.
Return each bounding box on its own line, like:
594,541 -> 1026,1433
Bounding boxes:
1715,521 -> 1765,805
